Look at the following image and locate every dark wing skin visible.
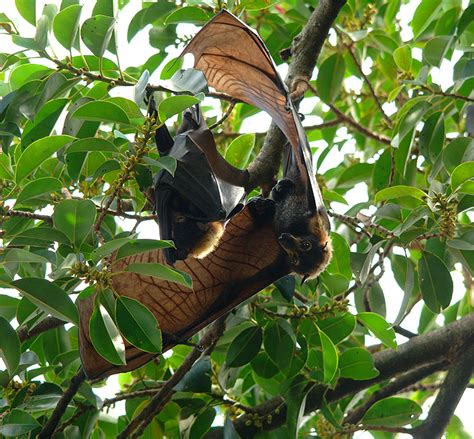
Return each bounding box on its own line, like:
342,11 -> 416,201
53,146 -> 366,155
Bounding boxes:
154,105 -> 244,263
181,10 -> 324,214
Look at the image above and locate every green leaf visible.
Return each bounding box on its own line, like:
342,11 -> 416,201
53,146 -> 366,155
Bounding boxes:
375,185 -> 427,204
337,163 -> 373,188
90,304 -> 126,365
143,156 -> 177,176
357,312 -> 397,349
9,64 -> 52,90
53,4 -> 82,50
411,0 -> 442,39
15,135 -> 74,183
318,329 -> 338,383
81,15 -> 116,58
15,0 -> 36,25
423,36 -> 452,67
114,239 -> 174,261
264,319 -> 295,371
457,4 -> 474,37
35,15 -> 49,50
189,407 -> 216,439
251,352 -> 279,378
419,112 -> 445,163
72,100 -> 130,125
0,153 -> 14,179
15,177 -> 62,206
2,248 -> 50,264
225,134 -> 255,169
165,7 -> 211,25
11,278 -> 79,325
326,232 -> 352,280
362,397 -> 422,427
443,138 -> 474,173
226,326 -> 262,367
67,137 -> 118,153
0,409 -> 40,437
22,98 -> 69,148
283,374 -> 309,438
359,241 -> 385,284
339,347 -> 379,380
157,95 -> 200,123
53,199 -> 97,249
418,251 -> 453,313
174,357 -> 211,392
451,162 -> 474,191
0,316 -> 20,376
317,53 -> 345,103
0,295 -> 20,322
393,45 -> 412,72
115,297 -> 162,353
123,263 -> 192,289
316,313 -> 356,344
168,68 -> 208,94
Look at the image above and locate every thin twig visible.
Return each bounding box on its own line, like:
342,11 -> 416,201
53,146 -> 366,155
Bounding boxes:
17,317 -> 66,342
38,368 -> 86,439
346,44 -> 393,126
117,317 -> 227,439
298,79 -> 391,145
419,84 -> 474,103
209,101 -> 237,130
2,209 -> 53,224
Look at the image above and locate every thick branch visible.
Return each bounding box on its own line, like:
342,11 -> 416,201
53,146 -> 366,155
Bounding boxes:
412,341 -> 474,439
38,368 -> 86,439
117,317 -> 227,439
344,361 -> 446,425
207,313 -> 474,437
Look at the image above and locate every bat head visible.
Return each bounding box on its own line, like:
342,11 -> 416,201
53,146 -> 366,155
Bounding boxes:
278,231 -> 332,282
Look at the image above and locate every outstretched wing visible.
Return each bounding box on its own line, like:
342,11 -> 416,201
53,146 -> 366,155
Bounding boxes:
181,10 -> 324,213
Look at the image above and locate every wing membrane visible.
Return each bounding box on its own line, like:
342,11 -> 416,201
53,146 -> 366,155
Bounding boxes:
181,10 -> 324,212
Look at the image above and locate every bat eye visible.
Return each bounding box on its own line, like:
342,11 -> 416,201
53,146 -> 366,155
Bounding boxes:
301,241 -> 312,251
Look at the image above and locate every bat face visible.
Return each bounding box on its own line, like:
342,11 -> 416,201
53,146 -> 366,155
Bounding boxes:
272,178 -> 332,281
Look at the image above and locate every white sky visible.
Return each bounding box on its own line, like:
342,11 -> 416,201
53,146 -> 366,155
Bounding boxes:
0,0 -> 472,436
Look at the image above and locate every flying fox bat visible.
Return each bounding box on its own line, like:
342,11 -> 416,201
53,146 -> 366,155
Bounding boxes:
151,100 -> 245,264
180,10 -> 332,280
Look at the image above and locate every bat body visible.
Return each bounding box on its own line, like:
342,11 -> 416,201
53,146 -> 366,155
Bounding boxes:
181,10 -> 332,279
153,104 -> 244,264
79,198 -> 284,379
79,10 -> 333,379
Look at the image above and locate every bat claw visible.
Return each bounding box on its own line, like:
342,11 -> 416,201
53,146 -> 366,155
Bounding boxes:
248,196 -> 275,221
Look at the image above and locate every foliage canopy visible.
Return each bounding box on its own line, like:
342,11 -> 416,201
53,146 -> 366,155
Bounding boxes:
0,0 -> 473,438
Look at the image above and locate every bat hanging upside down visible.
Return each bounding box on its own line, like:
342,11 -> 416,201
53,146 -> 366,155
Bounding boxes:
153,10 -> 332,279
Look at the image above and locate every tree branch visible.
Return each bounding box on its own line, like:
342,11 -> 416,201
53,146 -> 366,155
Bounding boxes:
38,368 -> 86,439
207,313 -> 474,437
17,317 -> 66,343
117,316 -> 227,439
412,341 -> 474,439
344,361 -> 447,425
